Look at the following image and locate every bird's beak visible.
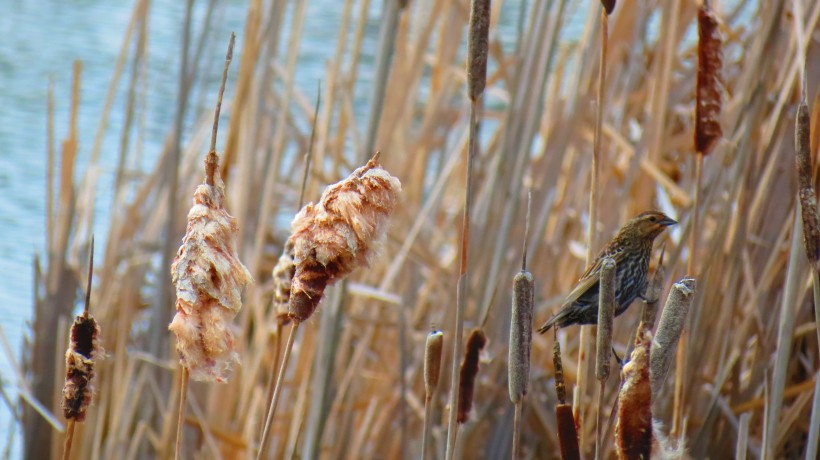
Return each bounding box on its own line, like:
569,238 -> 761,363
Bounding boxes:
660,216 -> 678,227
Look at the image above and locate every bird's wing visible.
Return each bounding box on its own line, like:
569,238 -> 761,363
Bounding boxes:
561,244 -> 627,307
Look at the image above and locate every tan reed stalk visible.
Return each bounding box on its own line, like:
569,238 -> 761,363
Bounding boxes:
676,0 -> 722,435
445,1 -> 489,458
257,153 -> 401,458
578,2 -> 614,447
595,257 -> 616,459
649,278 -> 696,398
509,192 -> 534,460
456,329 -> 488,426
641,245 -> 666,328
615,327 -> 652,459
422,329 -> 444,460
170,33 -> 246,459
61,237 -> 101,460
554,339 -> 580,460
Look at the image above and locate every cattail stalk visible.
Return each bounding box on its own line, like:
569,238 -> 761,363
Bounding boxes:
595,258 -> 616,459
170,34 -> 245,460
554,340 -> 580,460
258,153 -> 401,458
679,0 -> 722,435
509,191 -> 533,459
61,237 -> 101,460
650,278 -> 696,398
446,1 -> 489,458
422,330 -> 444,460
615,328 -> 653,459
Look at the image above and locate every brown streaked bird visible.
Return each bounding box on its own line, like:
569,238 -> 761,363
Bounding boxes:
537,211 -> 677,333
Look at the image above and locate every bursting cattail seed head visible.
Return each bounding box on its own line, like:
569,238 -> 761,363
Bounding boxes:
616,328 -> 653,460
466,0 -> 491,101
62,314 -> 102,421
508,270 -> 533,403
287,155 -> 401,323
169,173 -> 253,383
272,241 -> 296,326
457,328 -> 487,424
795,101 -> 820,270
596,258 -> 616,382
650,278 -> 696,396
424,330 -> 444,399
694,0 -> 723,156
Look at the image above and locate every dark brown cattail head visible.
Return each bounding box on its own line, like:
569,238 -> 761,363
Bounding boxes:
62,314 -> 102,421
457,328 -> 487,423
509,270 -> 534,403
556,403 -> 581,460
616,328 -> 653,459
796,101 -> 820,269
272,241 -> 296,326
650,278 -> 696,397
601,0 -> 616,15
596,258 -> 616,382
694,0 -> 723,155
467,0 -> 491,101
424,330 -> 444,399
287,155 -> 401,323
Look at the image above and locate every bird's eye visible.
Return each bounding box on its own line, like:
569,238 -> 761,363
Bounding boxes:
649,216 -> 657,222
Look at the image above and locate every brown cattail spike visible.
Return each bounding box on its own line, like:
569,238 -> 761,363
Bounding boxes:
556,404 -> 581,460
288,154 -> 401,322
616,328 -> 653,459
62,315 -> 102,421
650,278 -> 696,396
796,101 -> 820,269
466,0 -> 491,101
596,258 -> 616,382
695,0 -> 723,155
457,328 -> 487,423
553,339 -> 566,404
601,0 -> 616,15
424,330 -> 444,398
509,270 -> 534,403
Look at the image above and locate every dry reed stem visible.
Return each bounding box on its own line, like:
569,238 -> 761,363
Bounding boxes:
615,328 -> 652,460
174,367 -> 189,460
641,245 -> 666,327
650,278 -> 696,397
258,322 -> 298,459
422,329 -> 443,460
595,257 -> 616,459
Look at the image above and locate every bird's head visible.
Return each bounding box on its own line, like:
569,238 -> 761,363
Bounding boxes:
625,211 -> 677,240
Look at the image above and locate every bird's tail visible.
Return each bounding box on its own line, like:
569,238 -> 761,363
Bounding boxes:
536,312 -> 563,334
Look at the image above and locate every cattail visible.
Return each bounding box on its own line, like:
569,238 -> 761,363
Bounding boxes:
616,328 -> 653,459
287,153 -> 401,323
596,258 -> 616,382
694,0 -> 723,156
553,339 -> 567,404
553,339 -> 580,459
508,270 -> 534,403
457,328 -> 487,423
600,0 -> 616,15
168,158 -> 253,383
796,101 -> 820,270
466,0 -> 490,101
62,314 -> 102,422
424,330 -> 444,398
650,278 -> 696,397
272,241 -> 295,326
